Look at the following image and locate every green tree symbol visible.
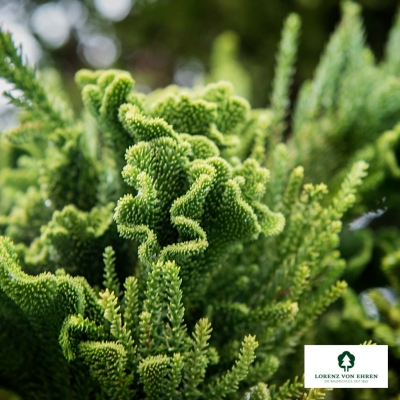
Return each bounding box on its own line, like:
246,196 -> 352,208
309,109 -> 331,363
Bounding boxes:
338,351 -> 355,372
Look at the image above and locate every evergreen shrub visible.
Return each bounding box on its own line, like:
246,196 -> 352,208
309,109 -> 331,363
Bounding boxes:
0,2 -> 399,399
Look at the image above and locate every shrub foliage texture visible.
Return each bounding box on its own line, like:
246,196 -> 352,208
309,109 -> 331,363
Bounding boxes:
0,2 -> 399,399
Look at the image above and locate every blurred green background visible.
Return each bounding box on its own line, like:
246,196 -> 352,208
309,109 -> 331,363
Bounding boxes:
0,0 -> 399,116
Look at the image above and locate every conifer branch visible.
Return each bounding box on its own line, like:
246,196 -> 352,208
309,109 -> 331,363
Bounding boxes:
248,382 -> 271,400
383,6 -> 400,75
270,13 -> 301,144
269,376 -> 303,400
183,318 -> 212,398
102,246 -> 121,298
123,276 -> 140,341
0,31 -> 71,127
206,335 -> 258,399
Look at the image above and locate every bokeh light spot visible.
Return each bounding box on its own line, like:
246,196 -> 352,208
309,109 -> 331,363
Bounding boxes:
30,2 -> 70,49
79,34 -> 119,68
94,0 -> 133,22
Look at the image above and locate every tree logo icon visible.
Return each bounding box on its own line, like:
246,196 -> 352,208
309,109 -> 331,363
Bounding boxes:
338,351 -> 355,372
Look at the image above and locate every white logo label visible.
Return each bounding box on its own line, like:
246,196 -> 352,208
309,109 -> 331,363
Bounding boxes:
304,345 -> 388,388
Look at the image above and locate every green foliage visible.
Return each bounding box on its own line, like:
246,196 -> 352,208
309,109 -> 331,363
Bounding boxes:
2,3 -> 398,399
269,13 -> 301,146
102,246 -> 121,298
0,31 -> 72,127
208,31 -> 252,100
290,1 -> 400,210
283,4 -> 400,399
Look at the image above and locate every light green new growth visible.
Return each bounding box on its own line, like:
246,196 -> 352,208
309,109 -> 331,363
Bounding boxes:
103,246 -> 121,298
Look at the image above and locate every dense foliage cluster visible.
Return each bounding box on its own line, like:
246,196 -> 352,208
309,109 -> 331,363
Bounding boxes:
0,2 -> 399,399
